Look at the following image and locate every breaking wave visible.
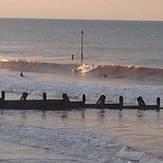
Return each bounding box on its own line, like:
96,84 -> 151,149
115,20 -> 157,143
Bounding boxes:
72,64 -> 163,81
1,58 -> 163,81
0,59 -> 74,74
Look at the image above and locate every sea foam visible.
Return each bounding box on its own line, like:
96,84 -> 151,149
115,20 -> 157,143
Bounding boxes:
0,123 -> 163,162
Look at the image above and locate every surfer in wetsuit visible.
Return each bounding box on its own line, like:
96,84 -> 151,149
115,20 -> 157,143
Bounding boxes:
20,72 -> 24,77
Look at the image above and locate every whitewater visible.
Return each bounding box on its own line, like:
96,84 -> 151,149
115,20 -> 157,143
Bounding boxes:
0,18 -> 163,162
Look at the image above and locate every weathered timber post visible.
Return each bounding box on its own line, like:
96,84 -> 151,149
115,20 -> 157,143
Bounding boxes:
72,54 -> 74,60
119,96 -> 123,110
96,95 -> 106,108
157,97 -> 160,112
42,92 -> 47,110
82,94 -> 86,104
62,93 -> 70,108
43,92 -> 47,101
20,92 -> 28,101
1,91 -> 5,101
137,96 -> 146,110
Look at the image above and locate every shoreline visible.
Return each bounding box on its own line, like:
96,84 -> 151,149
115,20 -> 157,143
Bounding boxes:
0,109 -> 163,157
0,123 -> 163,162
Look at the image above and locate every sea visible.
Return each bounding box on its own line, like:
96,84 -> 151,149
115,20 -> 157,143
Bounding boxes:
0,18 -> 163,162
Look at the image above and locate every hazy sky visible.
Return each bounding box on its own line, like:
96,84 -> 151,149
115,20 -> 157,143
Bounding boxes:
0,0 -> 163,20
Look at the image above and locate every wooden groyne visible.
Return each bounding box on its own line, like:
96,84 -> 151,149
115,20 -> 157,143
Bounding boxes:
0,91 -> 162,111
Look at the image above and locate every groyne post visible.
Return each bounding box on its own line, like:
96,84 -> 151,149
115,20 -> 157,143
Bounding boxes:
72,54 -> 74,60
137,96 -> 146,110
43,92 -> 47,101
20,92 -> 28,101
1,91 -> 5,101
82,94 -> 86,104
62,93 -> 70,108
119,96 -> 123,110
157,97 -> 160,112
96,95 -> 106,108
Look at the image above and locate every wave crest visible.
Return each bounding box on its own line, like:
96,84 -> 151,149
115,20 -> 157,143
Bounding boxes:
72,64 -> 97,73
74,64 -> 163,81
0,59 -> 74,73
1,58 -> 163,81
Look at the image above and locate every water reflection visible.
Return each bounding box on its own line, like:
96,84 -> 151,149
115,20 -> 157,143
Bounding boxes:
41,110 -> 46,118
97,109 -> 105,118
81,110 -> 85,119
0,109 -> 163,155
118,111 -> 124,124
156,111 -> 160,120
118,110 -> 123,118
136,110 -> 145,118
0,109 -> 4,116
61,111 -> 68,120
22,110 -> 26,119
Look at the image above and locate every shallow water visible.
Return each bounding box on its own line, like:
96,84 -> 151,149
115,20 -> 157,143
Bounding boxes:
0,109 -> 163,156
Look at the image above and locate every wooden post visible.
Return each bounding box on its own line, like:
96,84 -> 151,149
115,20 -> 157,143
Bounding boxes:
72,54 -> 74,60
62,93 -> 70,108
137,96 -> 146,110
1,91 -> 5,101
82,94 -> 86,104
81,30 -> 84,63
119,96 -> 123,110
96,95 -> 106,108
20,92 -> 28,101
43,92 -> 47,101
157,97 -> 160,112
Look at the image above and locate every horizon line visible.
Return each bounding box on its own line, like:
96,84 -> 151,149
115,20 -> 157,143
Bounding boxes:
0,17 -> 163,23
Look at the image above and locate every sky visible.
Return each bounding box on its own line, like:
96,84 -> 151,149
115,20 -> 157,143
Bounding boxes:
0,0 -> 163,20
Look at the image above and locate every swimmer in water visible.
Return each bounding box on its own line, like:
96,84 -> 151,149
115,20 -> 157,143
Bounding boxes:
20,72 -> 24,77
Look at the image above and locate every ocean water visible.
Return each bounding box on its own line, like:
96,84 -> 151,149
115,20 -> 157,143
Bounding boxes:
0,19 -> 163,67
0,18 -> 163,162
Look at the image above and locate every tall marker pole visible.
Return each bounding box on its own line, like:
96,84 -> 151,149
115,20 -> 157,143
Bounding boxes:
81,30 -> 84,63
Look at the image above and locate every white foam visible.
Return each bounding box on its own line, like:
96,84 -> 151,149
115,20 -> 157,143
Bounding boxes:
0,123 -> 163,162
116,146 -> 144,161
72,64 -> 97,73
0,70 -> 163,105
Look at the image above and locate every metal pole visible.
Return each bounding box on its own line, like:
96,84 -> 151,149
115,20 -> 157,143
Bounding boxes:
81,30 -> 84,63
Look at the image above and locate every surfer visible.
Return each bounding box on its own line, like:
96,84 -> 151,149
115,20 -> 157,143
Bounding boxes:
20,72 -> 24,77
